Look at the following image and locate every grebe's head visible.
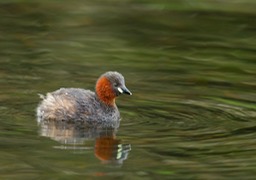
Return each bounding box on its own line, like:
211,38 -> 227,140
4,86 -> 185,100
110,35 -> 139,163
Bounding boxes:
96,71 -> 132,105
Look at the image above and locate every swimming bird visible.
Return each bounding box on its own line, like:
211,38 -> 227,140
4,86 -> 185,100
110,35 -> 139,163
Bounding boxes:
37,71 -> 132,127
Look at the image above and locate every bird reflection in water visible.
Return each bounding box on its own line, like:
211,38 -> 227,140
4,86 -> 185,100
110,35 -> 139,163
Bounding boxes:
38,119 -> 131,165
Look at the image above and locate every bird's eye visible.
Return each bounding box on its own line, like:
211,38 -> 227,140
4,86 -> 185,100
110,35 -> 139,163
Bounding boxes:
113,83 -> 118,87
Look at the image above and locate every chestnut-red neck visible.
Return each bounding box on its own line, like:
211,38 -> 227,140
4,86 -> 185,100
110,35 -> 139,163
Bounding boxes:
96,76 -> 116,106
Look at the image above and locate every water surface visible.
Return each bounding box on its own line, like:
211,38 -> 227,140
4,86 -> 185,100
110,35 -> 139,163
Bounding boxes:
0,0 -> 256,179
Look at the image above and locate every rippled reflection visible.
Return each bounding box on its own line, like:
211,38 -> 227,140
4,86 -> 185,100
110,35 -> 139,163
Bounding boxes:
39,119 -> 131,165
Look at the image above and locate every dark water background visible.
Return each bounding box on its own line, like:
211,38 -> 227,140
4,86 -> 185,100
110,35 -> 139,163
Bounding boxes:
0,0 -> 256,179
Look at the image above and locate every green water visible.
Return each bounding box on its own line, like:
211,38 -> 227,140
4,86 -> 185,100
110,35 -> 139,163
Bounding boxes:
0,0 -> 256,179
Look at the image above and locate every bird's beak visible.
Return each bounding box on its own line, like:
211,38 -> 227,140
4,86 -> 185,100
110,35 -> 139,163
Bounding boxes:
118,86 -> 132,95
